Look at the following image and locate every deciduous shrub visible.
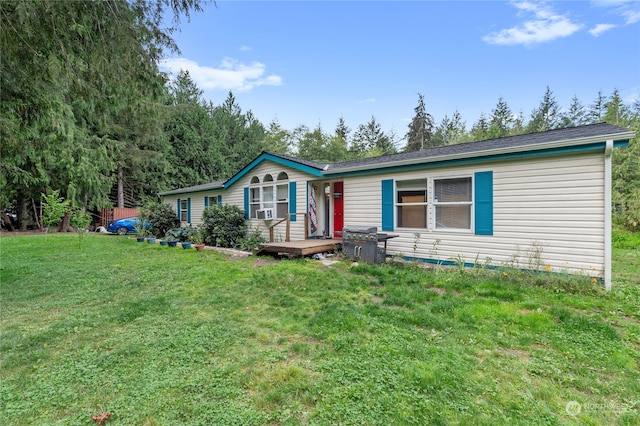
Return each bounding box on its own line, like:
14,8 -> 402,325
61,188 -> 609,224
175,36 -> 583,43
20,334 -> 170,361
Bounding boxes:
202,204 -> 246,248
146,201 -> 180,237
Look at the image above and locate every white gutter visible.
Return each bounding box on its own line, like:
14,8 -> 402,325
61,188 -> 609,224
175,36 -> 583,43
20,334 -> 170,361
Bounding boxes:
323,131 -> 635,174
604,139 -> 614,291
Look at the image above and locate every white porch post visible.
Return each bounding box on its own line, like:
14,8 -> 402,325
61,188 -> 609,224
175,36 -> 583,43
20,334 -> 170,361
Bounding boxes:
604,139 -> 613,291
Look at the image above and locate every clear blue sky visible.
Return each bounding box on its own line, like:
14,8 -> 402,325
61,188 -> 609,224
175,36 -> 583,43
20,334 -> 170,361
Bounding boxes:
160,1 -> 640,143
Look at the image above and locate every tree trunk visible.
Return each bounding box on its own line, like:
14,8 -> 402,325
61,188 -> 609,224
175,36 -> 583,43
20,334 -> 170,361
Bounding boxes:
2,212 -> 15,231
117,164 -> 124,208
16,193 -> 28,231
56,211 -> 75,232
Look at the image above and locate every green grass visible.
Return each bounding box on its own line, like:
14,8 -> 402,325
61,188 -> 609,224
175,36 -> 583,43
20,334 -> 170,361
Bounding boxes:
1,233 -> 639,425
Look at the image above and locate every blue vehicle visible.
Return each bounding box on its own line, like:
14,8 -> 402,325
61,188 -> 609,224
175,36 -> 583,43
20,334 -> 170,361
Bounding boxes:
107,216 -> 151,235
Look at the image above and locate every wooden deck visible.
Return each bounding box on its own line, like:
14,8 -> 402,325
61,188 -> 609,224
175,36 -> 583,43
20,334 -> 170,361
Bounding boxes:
257,238 -> 342,257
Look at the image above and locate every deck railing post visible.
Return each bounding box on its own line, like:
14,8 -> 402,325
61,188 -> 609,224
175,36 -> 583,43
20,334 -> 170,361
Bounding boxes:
286,214 -> 290,242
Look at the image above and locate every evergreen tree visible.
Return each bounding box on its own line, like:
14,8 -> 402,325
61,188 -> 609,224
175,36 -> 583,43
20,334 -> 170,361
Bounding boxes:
603,89 -> 629,126
334,116 -> 351,142
434,110 -> 467,146
526,86 -> 562,132
510,111 -> 526,135
560,95 -> 587,128
164,71 -> 223,188
0,0 -> 204,228
263,119 -> 292,155
470,113 -> 490,141
212,92 -> 266,177
404,93 -> 435,151
353,116 -> 396,156
587,91 -> 607,123
296,124 -> 329,161
488,97 -> 513,138
611,98 -> 640,230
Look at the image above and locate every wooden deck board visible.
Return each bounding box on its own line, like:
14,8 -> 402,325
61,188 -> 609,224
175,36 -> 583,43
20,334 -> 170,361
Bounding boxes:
258,239 -> 342,257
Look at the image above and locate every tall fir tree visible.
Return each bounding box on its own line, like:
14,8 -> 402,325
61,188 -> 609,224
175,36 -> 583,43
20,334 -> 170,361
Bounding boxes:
587,91 -> 607,123
404,93 -> 435,151
488,97 -> 513,138
560,95 -> 587,128
526,86 -> 562,132
353,116 -> 396,157
470,113 -> 490,141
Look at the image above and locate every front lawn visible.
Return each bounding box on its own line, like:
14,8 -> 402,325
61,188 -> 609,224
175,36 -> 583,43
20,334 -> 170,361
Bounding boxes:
1,233 -> 638,425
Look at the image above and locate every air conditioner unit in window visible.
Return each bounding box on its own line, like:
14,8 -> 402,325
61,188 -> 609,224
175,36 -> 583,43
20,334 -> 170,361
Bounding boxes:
256,208 -> 274,220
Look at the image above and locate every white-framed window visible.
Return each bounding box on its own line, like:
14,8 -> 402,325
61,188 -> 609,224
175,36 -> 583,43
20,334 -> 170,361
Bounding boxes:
249,172 -> 289,219
180,199 -> 188,222
205,196 -> 221,208
433,176 -> 472,230
396,179 -> 428,229
394,175 -> 473,231
276,172 -> 289,219
249,176 -> 261,219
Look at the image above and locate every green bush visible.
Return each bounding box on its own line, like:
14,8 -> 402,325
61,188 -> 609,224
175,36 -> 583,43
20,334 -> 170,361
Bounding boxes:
202,204 -> 247,248
146,201 -> 180,238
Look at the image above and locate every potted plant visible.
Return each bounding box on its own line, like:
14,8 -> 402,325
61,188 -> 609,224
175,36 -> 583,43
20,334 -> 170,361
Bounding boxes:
191,227 -> 205,251
134,220 -> 147,242
166,226 -> 194,248
167,235 -> 178,247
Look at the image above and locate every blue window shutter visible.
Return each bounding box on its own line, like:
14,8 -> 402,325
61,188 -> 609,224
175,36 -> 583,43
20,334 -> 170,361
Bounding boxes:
474,171 -> 493,235
217,195 -> 222,206
244,187 -> 249,219
289,182 -> 297,221
187,198 -> 191,223
204,196 -> 209,208
177,199 -> 181,219
381,179 -> 394,231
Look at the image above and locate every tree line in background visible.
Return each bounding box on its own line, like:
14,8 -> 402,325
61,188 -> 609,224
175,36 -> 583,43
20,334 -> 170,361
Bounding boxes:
1,0 -> 638,231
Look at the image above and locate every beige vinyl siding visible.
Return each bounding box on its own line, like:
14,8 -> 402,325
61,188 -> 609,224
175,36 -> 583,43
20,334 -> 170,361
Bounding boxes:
161,192 -> 223,226
224,162 -> 313,242
344,152 -> 607,277
161,161 -> 316,241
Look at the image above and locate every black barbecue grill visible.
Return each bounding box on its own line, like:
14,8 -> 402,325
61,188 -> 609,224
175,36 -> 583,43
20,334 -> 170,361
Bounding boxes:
342,226 -> 398,263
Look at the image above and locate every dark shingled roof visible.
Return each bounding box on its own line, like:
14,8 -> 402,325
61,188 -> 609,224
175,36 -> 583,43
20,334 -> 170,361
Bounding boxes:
159,180 -> 226,196
325,122 -> 633,172
160,123 -> 633,196
261,151 -> 328,170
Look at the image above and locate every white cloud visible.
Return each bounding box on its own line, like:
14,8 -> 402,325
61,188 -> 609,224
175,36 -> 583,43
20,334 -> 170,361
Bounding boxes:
622,9 -> 640,24
159,57 -> 282,92
483,1 -> 583,46
360,98 -> 376,104
239,45 -> 252,52
589,23 -> 618,36
591,0 -> 640,24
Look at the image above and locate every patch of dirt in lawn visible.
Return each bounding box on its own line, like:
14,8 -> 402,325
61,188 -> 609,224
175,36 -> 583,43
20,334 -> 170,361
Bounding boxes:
371,295 -> 385,304
500,348 -> 531,361
425,286 -> 447,296
252,258 -> 280,267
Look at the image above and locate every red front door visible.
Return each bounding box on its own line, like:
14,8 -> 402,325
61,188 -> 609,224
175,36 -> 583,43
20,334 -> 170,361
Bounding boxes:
333,182 -> 344,238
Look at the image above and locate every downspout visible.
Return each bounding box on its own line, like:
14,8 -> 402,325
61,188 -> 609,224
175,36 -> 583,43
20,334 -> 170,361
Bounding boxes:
604,139 -> 613,291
